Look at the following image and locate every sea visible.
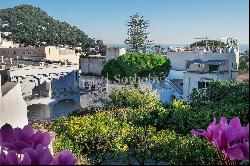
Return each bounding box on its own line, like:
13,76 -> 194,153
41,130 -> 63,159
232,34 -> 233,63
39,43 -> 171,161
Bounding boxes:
108,44 -> 249,53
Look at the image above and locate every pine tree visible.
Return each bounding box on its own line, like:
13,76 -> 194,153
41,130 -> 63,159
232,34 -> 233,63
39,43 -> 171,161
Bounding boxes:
124,13 -> 153,52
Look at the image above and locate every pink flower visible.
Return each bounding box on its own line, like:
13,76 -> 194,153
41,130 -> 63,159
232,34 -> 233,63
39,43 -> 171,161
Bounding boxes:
0,124 -> 51,153
0,123 -> 76,165
191,117 -> 249,161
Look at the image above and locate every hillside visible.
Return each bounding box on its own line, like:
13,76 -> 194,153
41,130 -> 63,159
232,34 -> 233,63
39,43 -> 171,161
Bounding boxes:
0,5 -> 93,48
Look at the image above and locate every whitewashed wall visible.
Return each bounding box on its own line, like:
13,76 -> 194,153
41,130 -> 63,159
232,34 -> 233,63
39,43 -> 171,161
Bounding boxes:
0,83 -> 28,128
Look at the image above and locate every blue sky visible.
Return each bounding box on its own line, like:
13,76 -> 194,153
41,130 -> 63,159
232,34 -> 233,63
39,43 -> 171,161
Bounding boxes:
0,0 -> 249,44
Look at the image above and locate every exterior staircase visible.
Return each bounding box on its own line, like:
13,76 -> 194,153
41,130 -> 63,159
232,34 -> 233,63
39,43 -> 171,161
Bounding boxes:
164,79 -> 183,100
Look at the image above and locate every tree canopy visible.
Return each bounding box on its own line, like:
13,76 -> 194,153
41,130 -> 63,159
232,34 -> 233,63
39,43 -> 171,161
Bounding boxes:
102,52 -> 171,81
239,49 -> 249,71
124,13 -> 153,52
0,5 -> 93,49
189,40 -> 226,48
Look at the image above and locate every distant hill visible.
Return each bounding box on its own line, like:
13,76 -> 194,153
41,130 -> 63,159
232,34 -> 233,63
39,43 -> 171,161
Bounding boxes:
0,4 -> 93,49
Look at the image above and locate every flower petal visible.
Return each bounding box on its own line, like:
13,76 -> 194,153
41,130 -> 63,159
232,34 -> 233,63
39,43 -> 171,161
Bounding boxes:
38,132 -> 51,147
14,141 -> 31,153
52,150 -> 76,165
21,148 -> 39,164
0,150 -> 7,165
0,134 -> 2,145
6,150 -> 19,165
19,152 -> 32,165
229,117 -> 241,130
223,145 -> 243,160
0,124 -> 14,143
238,142 -> 249,160
191,129 -> 206,135
39,147 -> 53,165
220,117 -> 228,125
223,126 -> 237,144
23,125 -> 34,138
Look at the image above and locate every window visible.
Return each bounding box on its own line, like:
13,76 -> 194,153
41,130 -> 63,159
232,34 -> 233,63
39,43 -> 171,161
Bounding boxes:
209,65 -> 219,72
198,81 -> 210,89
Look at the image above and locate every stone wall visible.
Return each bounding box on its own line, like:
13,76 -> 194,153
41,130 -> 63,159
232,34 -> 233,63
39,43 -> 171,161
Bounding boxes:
106,47 -> 126,62
80,56 -> 106,76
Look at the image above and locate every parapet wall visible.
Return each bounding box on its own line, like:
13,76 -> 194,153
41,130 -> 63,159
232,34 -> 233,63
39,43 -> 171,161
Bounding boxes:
80,56 -> 106,76
106,47 -> 126,62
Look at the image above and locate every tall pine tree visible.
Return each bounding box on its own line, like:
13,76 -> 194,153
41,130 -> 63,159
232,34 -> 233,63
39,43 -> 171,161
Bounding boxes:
124,13 -> 153,52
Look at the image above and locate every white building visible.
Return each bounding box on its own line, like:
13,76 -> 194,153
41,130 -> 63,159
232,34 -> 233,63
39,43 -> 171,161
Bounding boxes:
106,47 -> 126,62
0,31 -> 16,48
80,47 -> 126,76
156,38 -> 239,103
0,61 -> 80,121
0,75 -> 28,128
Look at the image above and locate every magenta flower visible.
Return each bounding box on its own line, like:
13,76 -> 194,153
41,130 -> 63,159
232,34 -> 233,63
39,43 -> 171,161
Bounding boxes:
0,150 -> 32,165
51,150 -> 77,165
191,117 -> 249,160
21,144 -> 54,165
0,124 -> 51,153
0,123 -> 76,165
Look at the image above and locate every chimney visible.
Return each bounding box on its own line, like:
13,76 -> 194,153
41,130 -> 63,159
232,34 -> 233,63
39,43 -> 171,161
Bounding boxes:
10,58 -> 13,65
17,56 -> 19,61
1,56 -> 3,63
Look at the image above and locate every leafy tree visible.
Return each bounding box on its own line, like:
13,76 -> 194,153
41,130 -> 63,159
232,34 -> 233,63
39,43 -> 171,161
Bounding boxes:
124,13 -> 153,52
102,52 -> 171,80
239,49 -> 249,71
189,40 -> 226,48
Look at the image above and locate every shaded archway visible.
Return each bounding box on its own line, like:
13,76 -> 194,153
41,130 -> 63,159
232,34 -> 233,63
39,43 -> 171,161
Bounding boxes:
51,99 -> 79,119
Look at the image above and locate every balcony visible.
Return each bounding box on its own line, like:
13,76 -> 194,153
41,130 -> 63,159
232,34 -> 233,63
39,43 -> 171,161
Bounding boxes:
186,59 -> 228,74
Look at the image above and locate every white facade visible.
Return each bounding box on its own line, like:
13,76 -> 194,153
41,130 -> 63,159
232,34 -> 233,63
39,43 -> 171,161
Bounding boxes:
106,47 -> 126,62
80,47 -> 126,76
0,75 -> 28,128
158,40 -> 240,103
2,63 -> 80,120
0,32 -> 16,48
80,55 -> 106,76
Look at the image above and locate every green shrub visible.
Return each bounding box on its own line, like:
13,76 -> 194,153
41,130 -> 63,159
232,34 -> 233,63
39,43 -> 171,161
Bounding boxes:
51,80 -> 248,165
104,86 -> 161,109
169,135 -> 217,165
52,111 -> 132,164
102,52 -> 171,80
105,86 -> 169,130
167,81 -> 249,135
189,40 -> 226,47
191,80 -> 249,105
53,116 -> 217,165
